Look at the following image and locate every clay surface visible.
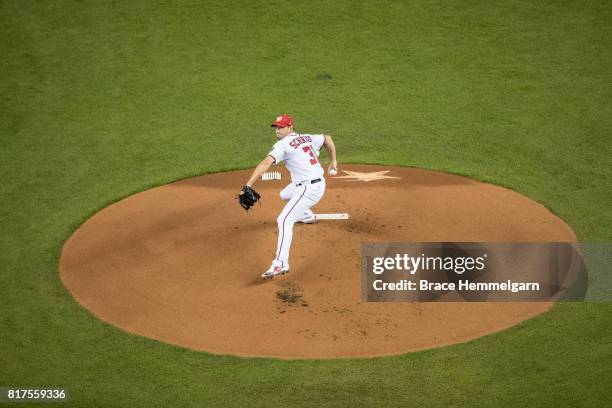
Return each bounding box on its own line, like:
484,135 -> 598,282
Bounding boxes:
60,165 -> 576,359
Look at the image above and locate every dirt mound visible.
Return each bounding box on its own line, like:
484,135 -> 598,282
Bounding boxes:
60,165 -> 576,358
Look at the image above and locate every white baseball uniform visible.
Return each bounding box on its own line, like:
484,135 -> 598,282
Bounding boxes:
268,132 -> 326,268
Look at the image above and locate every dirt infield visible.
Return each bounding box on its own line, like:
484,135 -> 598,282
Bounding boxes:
60,165 -> 576,359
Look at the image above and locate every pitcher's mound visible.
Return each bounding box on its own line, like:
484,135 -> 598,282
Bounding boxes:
60,165 -> 576,359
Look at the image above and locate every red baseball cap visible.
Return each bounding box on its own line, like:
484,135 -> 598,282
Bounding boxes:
271,114 -> 294,128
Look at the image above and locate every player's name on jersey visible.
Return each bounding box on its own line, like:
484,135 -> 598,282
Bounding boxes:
288,135 -> 313,149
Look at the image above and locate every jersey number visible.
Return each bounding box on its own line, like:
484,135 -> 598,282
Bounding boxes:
302,146 -> 318,165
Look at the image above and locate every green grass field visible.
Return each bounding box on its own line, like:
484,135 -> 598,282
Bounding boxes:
1,1 -> 611,406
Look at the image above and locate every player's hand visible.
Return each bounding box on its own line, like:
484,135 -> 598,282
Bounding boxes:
328,161 -> 338,176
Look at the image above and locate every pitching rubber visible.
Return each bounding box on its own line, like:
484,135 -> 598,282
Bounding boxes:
313,213 -> 349,220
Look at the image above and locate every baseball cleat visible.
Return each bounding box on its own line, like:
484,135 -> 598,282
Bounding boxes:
299,215 -> 317,224
297,212 -> 317,224
261,265 -> 290,280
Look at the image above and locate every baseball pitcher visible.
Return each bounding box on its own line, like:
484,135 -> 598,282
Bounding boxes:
238,114 -> 338,279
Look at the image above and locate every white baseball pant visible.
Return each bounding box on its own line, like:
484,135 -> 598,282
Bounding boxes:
274,179 -> 326,267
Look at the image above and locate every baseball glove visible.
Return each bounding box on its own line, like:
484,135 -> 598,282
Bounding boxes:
238,185 -> 260,211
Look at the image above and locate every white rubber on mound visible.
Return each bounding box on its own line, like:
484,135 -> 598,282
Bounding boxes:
314,213 -> 349,220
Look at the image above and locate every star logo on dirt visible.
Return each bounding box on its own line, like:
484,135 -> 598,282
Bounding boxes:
333,170 -> 401,182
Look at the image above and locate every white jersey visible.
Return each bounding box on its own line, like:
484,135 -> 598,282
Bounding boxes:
268,133 -> 325,183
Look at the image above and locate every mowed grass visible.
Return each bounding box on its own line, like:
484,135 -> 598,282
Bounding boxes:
1,1 -> 611,407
